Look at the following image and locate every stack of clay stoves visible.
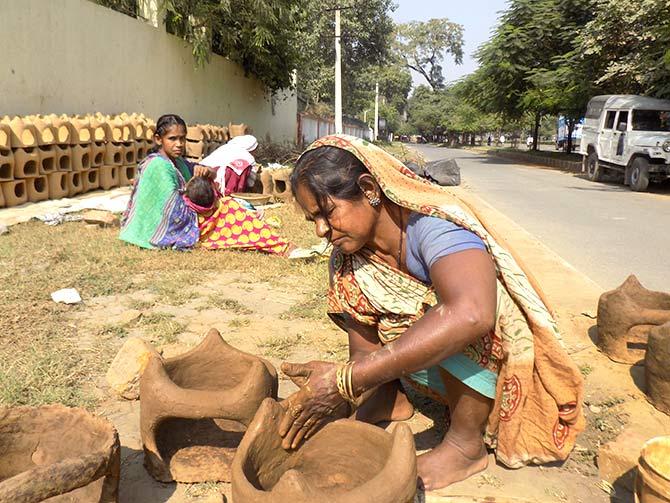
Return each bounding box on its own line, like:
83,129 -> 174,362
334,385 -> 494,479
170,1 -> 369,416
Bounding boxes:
185,124 -> 230,163
0,113 -> 157,208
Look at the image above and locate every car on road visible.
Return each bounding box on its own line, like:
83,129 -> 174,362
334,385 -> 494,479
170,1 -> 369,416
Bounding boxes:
580,95 -> 670,191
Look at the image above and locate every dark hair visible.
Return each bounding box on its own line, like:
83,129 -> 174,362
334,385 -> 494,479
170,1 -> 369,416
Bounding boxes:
149,114 -> 187,154
290,146 -> 369,215
185,176 -> 215,208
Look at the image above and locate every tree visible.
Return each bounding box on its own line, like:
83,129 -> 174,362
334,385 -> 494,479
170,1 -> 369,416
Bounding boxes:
396,19 -> 464,90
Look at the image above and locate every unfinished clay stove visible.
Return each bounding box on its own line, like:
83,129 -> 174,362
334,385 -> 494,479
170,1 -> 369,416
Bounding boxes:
67,171 -> 84,197
38,146 -> 56,174
55,145 -> 72,171
0,404 -> 120,502
72,144 -> 92,172
91,142 -> 106,168
645,322 -> 670,415
597,275 -> 670,363
2,116 -> 38,148
228,123 -> 249,138
0,123 -> 11,151
120,166 -> 136,187
104,143 -> 123,166
232,398 -> 417,503
270,168 -> 293,201
140,328 -> 278,483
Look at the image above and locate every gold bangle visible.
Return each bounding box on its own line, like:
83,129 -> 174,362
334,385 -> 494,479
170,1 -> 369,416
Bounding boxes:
336,364 -> 348,403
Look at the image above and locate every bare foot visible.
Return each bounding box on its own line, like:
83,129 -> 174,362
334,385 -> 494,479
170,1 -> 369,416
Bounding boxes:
354,381 -> 414,424
417,434 -> 488,491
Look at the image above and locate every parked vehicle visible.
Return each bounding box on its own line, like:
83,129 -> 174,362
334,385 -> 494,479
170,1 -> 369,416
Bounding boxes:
580,95 -> 670,191
556,116 -> 583,151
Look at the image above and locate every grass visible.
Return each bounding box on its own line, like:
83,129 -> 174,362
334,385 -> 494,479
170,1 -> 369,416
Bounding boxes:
99,324 -> 129,338
579,363 -> 593,377
139,312 -> 186,344
280,291 -> 327,321
0,201 -> 326,408
258,334 -> 302,360
228,317 -> 251,329
201,295 -> 253,315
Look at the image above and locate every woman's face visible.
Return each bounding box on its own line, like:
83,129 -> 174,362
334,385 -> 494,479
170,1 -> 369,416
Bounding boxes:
295,182 -> 378,254
155,124 -> 186,160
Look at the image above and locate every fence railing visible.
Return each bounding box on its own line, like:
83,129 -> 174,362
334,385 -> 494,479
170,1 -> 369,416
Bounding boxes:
297,113 -> 371,147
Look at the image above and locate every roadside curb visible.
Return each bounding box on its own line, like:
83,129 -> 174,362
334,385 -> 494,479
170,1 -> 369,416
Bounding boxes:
453,187 -> 602,351
487,149 -> 583,173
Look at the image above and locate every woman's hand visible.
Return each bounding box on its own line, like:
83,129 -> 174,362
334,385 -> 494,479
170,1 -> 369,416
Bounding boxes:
279,361 -> 351,450
193,164 -> 215,179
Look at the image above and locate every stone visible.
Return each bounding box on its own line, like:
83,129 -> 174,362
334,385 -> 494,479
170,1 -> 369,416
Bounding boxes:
424,158 -> 461,186
598,428 -> 648,492
0,224 -> 8,235
645,322 -> 670,415
106,337 -> 157,400
118,309 -> 143,326
597,275 -> 670,364
82,210 -> 119,228
231,398 -> 417,503
0,404 -> 120,502
140,328 -> 277,483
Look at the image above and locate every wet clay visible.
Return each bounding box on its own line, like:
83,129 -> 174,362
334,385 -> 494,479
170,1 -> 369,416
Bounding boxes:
597,275 -> 670,364
0,404 -> 120,502
232,398 -> 417,503
140,328 -> 277,483
645,322 -> 670,415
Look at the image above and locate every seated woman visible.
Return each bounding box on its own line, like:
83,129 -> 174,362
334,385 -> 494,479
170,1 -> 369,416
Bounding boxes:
120,114 -> 289,255
276,135 -> 585,490
183,176 -> 289,254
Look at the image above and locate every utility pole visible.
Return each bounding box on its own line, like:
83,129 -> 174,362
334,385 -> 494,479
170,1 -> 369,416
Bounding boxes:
334,8 -> 343,134
374,82 -> 379,141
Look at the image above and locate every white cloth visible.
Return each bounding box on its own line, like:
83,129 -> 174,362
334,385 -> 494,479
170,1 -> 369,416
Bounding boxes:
200,144 -> 255,174
228,134 -> 258,152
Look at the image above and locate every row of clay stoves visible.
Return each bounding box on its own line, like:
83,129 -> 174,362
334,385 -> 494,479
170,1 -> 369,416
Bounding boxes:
0,329 -> 418,502
597,275 -> 670,415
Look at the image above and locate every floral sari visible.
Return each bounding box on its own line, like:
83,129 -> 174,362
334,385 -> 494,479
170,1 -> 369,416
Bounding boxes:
308,134 -> 585,469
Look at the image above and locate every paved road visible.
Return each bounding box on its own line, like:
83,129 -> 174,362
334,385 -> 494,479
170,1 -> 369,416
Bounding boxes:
413,144 -> 670,291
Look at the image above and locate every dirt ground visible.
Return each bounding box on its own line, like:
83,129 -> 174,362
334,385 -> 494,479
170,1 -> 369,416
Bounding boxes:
1,160 -> 669,502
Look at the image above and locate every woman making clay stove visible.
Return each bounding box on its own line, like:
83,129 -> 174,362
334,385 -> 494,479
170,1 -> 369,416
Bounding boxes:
119,114 -> 289,254
278,135 -> 585,490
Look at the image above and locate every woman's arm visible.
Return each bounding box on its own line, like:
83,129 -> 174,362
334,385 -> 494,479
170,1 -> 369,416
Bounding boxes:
351,248 -> 497,395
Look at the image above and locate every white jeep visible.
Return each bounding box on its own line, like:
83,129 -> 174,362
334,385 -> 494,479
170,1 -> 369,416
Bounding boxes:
580,95 -> 670,191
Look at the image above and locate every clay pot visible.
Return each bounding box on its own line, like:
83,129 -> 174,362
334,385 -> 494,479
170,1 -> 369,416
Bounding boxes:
140,328 -> 277,483
1,180 -> 28,207
26,176 -> 49,202
38,146 -> 57,175
55,145 -> 72,171
0,404 -> 120,502
0,150 -> 14,181
597,275 -> 670,363
99,166 -> 120,190
47,172 -> 69,199
232,398 -> 417,503
645,322 -> 670,415
13,147 -> 40,178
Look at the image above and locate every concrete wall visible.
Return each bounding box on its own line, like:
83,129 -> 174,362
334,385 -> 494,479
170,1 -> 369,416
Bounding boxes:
0,0 -> 297,142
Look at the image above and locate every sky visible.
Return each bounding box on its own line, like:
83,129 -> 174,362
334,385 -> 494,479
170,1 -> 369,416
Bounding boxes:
391,0 -> 509,87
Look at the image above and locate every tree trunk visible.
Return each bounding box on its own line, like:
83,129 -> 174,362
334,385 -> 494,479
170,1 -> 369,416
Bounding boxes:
533,111 -> 541,151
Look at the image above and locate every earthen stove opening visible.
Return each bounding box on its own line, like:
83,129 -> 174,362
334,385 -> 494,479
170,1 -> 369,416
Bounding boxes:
140,328 -> 278,483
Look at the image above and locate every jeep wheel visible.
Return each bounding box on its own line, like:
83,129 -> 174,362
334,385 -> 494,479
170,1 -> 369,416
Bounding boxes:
630,157 -> 650,192
586,152 -> 603,182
